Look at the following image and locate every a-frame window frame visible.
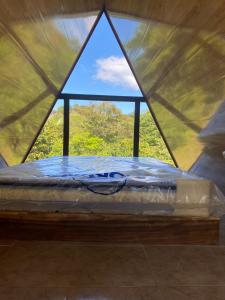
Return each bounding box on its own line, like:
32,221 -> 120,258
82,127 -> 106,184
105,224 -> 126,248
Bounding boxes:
60,93 -> 145,157
23,8 -> 177,166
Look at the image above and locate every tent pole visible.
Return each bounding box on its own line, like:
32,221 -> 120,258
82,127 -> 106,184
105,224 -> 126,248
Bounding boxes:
133,100 -> 140,157
63,99 -> 70,156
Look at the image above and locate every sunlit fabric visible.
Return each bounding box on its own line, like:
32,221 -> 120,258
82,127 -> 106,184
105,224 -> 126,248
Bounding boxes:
0,0 -> 98,164
0,0 -> 225,193
108,3 -> 225,192
106,0 -> 225,33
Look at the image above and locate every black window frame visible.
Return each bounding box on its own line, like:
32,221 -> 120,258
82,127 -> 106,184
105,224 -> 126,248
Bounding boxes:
60,92 -> 145,157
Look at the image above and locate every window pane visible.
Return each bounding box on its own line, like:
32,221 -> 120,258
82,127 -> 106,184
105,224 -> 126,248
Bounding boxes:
139,103 -> 174,165
26,100 -> 63,161
69,100 -> 134,156
63,14 -> 141,97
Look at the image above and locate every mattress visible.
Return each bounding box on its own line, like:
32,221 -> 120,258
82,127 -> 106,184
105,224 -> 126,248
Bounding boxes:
0,156 -> 223,217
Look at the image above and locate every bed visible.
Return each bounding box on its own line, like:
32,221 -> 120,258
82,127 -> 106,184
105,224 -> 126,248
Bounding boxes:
0,156 -> 223,244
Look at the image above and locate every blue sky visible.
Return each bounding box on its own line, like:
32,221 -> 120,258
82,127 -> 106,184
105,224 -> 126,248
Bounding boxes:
54,14 -> 144,114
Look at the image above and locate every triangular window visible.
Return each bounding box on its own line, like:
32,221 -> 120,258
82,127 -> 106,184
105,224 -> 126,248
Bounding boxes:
62,14 -> 141,97
26,12 -> 173,165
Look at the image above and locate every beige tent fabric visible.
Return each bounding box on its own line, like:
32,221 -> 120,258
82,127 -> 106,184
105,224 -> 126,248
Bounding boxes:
107,0 -> 225,32
0,0 -> 99,164
107,0 -> 225,192
0,0 -> 224,192
2,0 -> 225,32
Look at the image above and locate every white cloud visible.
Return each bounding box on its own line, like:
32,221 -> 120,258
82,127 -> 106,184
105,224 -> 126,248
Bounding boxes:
94,56 -> 139,91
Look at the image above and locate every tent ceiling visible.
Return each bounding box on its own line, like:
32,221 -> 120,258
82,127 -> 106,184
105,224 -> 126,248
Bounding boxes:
1,0 -> 225,33
0,0 -> 99,164
0,0 -> 225,193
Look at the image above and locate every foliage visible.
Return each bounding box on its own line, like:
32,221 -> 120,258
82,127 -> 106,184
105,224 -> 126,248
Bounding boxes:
27,102 -> 173,164
27,113 -> 63,161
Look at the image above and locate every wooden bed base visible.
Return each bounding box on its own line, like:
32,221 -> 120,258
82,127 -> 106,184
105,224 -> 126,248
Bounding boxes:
0,211 -> 219,245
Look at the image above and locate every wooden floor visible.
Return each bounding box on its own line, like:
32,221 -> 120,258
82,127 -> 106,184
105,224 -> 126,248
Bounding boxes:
0,211 -> 219,245
0,215 -> 223,299
0,239 -> 225,299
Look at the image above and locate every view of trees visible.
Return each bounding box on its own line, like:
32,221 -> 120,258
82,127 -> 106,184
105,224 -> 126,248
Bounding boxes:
27,102 -> 173,164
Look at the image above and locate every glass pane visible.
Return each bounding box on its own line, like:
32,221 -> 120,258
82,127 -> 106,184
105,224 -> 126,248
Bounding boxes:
69,100 -> 134,156
109,12 -> 225,171
63,13 -> 141,97
26,100 -> 64,162
139,103 -> 174,165
0,2 -> 98,165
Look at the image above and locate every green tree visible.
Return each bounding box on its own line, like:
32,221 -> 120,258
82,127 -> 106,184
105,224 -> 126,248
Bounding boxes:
27,102 -> 173,165
28,110 -> 63,161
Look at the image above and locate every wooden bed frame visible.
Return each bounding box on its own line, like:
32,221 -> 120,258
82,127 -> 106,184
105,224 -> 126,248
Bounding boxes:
0,211 -> 219,245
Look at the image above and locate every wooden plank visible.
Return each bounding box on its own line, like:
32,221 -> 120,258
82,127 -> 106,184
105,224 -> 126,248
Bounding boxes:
0,211 -> 219,245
